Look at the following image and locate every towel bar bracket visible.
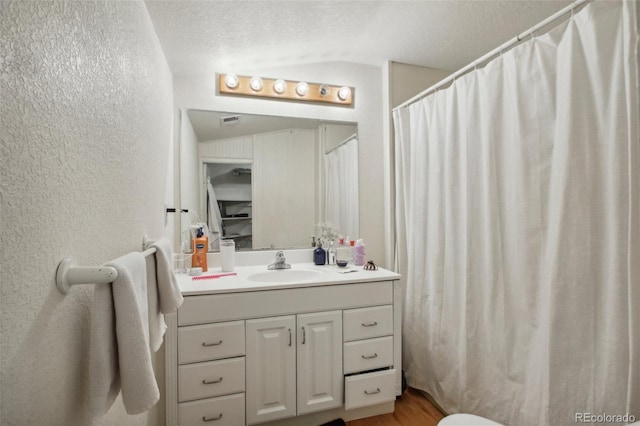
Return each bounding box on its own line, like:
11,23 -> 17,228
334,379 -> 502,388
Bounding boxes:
56,258 -> 119,295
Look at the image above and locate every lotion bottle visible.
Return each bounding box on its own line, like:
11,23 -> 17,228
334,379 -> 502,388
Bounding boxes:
354,239 -> 365,266
191,227 -> 209,272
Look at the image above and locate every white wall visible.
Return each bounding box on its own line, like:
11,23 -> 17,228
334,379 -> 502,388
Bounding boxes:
174,62 -> 386,264
382,61 -> 451,267
0,2 -> 173,425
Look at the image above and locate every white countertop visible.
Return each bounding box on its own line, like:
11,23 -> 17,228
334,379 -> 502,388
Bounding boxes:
176,262 -> 401,296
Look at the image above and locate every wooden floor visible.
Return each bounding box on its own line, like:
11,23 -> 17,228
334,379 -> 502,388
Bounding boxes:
346,388 -> 445,426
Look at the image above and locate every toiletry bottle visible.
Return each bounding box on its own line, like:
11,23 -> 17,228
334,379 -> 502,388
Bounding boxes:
191,227 -> 209,272
348,239 -> 355,264
327,241 -> 337,265
314,243 -> 326,265
354,239 -> 365,266
220,239 -> 235,272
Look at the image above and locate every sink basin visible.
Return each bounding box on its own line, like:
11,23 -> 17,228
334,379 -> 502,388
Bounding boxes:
248,269 -> 323,283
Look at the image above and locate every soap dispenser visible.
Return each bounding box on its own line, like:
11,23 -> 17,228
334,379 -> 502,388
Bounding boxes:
314,243 -> 326,265
191,227 -> 209,272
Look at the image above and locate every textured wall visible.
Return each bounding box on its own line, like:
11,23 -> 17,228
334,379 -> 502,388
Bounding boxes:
0,1 -> 173,425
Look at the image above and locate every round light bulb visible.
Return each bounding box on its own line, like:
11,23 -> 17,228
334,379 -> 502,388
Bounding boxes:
338,86 -> 351,101
249,76 -> 263,91
296,82 -> 309,97
273,79 -> 287,94
224,73 -> 239,89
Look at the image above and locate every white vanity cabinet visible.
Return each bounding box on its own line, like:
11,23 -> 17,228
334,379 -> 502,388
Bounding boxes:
165,269 -> 401,426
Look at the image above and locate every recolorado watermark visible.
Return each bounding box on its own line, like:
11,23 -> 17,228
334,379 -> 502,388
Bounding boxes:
575,412 -> 636,423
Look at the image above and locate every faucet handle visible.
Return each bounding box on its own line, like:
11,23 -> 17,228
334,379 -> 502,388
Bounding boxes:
276,251 -> 285,261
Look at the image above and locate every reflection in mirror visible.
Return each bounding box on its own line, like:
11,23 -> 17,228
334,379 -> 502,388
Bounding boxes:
180,109 -> 358,252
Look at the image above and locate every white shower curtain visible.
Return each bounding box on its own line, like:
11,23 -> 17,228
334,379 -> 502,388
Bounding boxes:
325,136 -> 359,238
393,1 -> 639,425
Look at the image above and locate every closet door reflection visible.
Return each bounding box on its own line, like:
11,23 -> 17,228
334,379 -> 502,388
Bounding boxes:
253,129 -> 317,249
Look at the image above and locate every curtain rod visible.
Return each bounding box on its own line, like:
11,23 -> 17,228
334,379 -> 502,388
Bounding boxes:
325,133 -> 358,154
394,0 -> 591,111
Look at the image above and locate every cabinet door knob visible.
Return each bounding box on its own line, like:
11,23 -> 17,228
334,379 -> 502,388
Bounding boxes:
202,340 -> 223,347
202,377 -> 223,385
202,413 -> 223,422
364,388 -> 381,395
361,321 -> 378,327
361,353 -> 378,359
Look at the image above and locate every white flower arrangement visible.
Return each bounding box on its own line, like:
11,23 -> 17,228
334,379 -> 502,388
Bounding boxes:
315,222 -> 340,247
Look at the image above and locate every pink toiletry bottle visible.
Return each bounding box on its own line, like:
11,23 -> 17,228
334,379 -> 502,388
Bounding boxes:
354,239 -> 365,266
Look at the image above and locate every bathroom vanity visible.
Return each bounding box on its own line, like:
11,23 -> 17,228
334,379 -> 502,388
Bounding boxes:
164,257 -> 401,426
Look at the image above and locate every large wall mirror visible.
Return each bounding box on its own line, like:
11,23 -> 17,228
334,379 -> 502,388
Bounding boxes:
180,109 -> 359,252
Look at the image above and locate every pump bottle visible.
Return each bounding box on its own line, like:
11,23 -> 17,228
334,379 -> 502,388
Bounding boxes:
191,227 -> 209,272
314,243 -> 327,265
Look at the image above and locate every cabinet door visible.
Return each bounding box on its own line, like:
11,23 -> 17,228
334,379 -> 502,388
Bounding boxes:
297,311 -> 343,415
246,316 -> 296,425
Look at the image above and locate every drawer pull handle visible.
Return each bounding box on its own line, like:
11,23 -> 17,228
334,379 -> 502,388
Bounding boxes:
202,377 -> 223,385
202,340 -> 223,347
362,353 -> 378,359
362,321 -> 378,327
364,388 -> 381,395
202,414 -> 223,422
302,326 -> 306,344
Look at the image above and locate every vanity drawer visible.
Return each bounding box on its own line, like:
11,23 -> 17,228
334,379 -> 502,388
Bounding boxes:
179,357 -> 245,402
343,305 -> 393,342
344,369 -> 396,410
343,336 -> 393,374
179,392 -> 245,426
178,321 -> 245,364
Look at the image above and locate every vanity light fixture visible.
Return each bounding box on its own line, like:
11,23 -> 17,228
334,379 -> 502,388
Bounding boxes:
218,73 -> 353,106
249,76 -> 263,91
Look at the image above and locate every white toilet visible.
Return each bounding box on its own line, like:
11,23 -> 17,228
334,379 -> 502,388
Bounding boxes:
438,413 -> 504,426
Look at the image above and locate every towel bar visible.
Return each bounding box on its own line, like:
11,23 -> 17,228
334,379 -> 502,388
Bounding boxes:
56,246 -> 158,295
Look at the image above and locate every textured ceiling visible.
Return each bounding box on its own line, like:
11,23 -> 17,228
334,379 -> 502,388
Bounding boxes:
144,0 -> 572,76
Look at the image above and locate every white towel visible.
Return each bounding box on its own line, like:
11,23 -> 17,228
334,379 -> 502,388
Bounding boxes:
89,252 -> 160,416
146,254 -> 166,353
151,238 -> 183,314
148,238 -> 183,351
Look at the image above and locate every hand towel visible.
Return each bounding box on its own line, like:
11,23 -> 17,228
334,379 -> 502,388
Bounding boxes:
151,238 -> 183,314
89,252 -> 160,416
146,254 -> 166,353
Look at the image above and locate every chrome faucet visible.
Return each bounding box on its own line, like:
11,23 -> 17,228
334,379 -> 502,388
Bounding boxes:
268,251 -> 291,270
